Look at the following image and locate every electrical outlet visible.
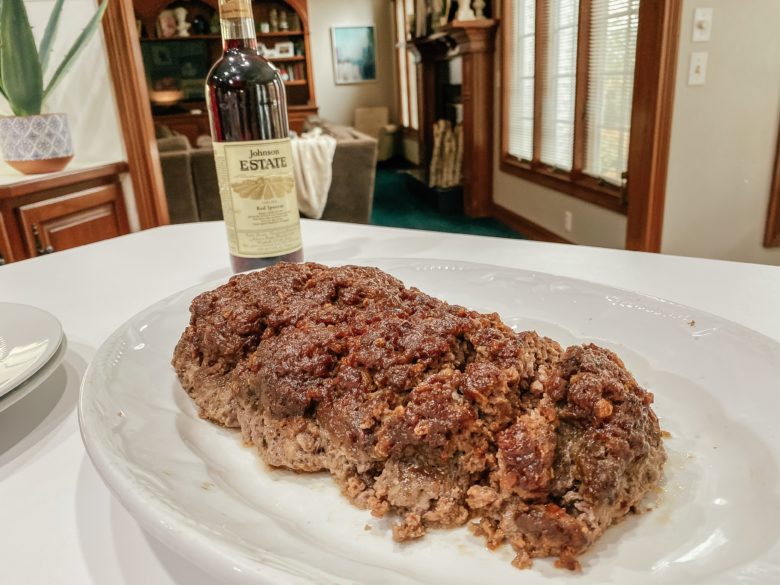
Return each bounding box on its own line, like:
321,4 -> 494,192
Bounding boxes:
564,211 -> 573,233
688,52 -> 708,86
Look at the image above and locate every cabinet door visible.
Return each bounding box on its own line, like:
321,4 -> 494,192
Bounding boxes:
18,182 -> 130,257
0,214 -> 12,264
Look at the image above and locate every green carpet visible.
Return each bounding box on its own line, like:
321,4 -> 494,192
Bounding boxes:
371,169 -> 525,239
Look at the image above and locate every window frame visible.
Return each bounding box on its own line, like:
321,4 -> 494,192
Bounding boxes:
764,125 -> 780,248
501,0 -> 682,227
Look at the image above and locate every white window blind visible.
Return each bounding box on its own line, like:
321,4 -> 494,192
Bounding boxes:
407,59 -> 419,128
405,0 -> 419,129
585,0 -> 639,184
396,0 -> 410,128
507,0 -> 535,161
506,0 -> 640,186
394,0 -> 419,130
540,0 -> 579,170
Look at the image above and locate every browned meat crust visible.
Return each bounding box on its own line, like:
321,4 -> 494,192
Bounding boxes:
172,262 -> 665,570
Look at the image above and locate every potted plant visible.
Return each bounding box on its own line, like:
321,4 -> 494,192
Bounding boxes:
0,0 -> 109,174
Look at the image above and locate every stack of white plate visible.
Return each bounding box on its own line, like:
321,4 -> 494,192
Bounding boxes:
0,303 -> 67,413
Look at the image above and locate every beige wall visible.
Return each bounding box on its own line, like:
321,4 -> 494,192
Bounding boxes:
308,0 -> 398,127
492,163 -> 628,249
661,0 -> 780,265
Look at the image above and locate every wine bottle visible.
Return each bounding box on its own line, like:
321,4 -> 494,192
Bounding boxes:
206,0 -> 303,273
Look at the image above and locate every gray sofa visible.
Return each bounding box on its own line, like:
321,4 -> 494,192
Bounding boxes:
158,120 -> 378,225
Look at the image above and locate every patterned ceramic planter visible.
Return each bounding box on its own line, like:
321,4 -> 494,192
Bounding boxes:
0,113 -> 74,174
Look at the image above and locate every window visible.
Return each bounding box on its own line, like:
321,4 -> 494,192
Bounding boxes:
393,0 -> 419,131
502,0 -> 641,210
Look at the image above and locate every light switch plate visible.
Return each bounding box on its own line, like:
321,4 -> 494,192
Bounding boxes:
693,7 -> 713,42
688,52 -> 708,85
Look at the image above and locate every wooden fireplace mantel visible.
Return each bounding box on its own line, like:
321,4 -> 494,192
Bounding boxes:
411,19 -> 498,218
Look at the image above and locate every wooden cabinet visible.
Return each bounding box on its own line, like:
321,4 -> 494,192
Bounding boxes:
0,163 -> 129,264
133,0 -> 318,143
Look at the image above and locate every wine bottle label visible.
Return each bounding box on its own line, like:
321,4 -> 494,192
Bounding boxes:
218,0 -> 252,20
213,138 -> 303,259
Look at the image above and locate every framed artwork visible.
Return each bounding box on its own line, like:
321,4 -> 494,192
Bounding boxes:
331,26 -> 377,84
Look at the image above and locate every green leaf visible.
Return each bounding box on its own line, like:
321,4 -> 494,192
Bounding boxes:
43,0 -> 109,101
0,0 -> 43,115
39,0 -> 65,74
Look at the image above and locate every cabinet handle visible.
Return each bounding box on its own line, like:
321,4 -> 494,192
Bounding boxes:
32,224 -> 54,256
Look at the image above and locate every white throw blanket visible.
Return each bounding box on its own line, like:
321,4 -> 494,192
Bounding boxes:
291,127 -> 337,219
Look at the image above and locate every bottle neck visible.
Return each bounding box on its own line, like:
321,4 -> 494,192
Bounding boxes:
219,0 -> 258,51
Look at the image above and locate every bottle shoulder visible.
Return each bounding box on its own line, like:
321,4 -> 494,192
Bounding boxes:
207,48 -> 279,86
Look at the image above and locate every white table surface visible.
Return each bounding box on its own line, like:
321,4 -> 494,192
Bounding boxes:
1,220 -> 778,585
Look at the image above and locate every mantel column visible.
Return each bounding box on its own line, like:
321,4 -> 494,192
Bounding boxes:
448,20 -> 498,218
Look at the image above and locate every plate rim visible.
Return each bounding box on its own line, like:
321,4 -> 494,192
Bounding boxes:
0,335 -> 68,413
0,302 -> 63,398
77,258 -> 780,585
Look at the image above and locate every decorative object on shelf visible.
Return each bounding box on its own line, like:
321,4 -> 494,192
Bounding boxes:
149,88 -> 185,106
456,0 -> 476,20
173,7 -> 190,37
156,9 -> 177,38
0,0 -> 108,174
279,11 -> 289,31
275,41 -> 294,57
331,26 -> 377,84
473,0 -> 486,18
289,13 -> 301,31
259,21 -> 270,33
269,8 -> 279,32
209,12 -> 220,34
293,39 -> 304,55
191,15 -> 209,35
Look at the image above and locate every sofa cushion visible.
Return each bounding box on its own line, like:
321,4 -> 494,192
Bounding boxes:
159,150 -> 199,224
155,124 -> 174,139
157,135 -> 191,153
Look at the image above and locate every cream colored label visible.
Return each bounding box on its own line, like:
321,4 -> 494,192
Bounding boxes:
219,0 -> 252,20
213,138 -> 302,258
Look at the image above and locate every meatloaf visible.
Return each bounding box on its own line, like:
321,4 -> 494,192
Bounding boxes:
172,262 -> 665,570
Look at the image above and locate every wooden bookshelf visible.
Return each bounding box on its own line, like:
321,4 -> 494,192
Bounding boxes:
259,30 -> 304,37
133,0 -> 317,136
